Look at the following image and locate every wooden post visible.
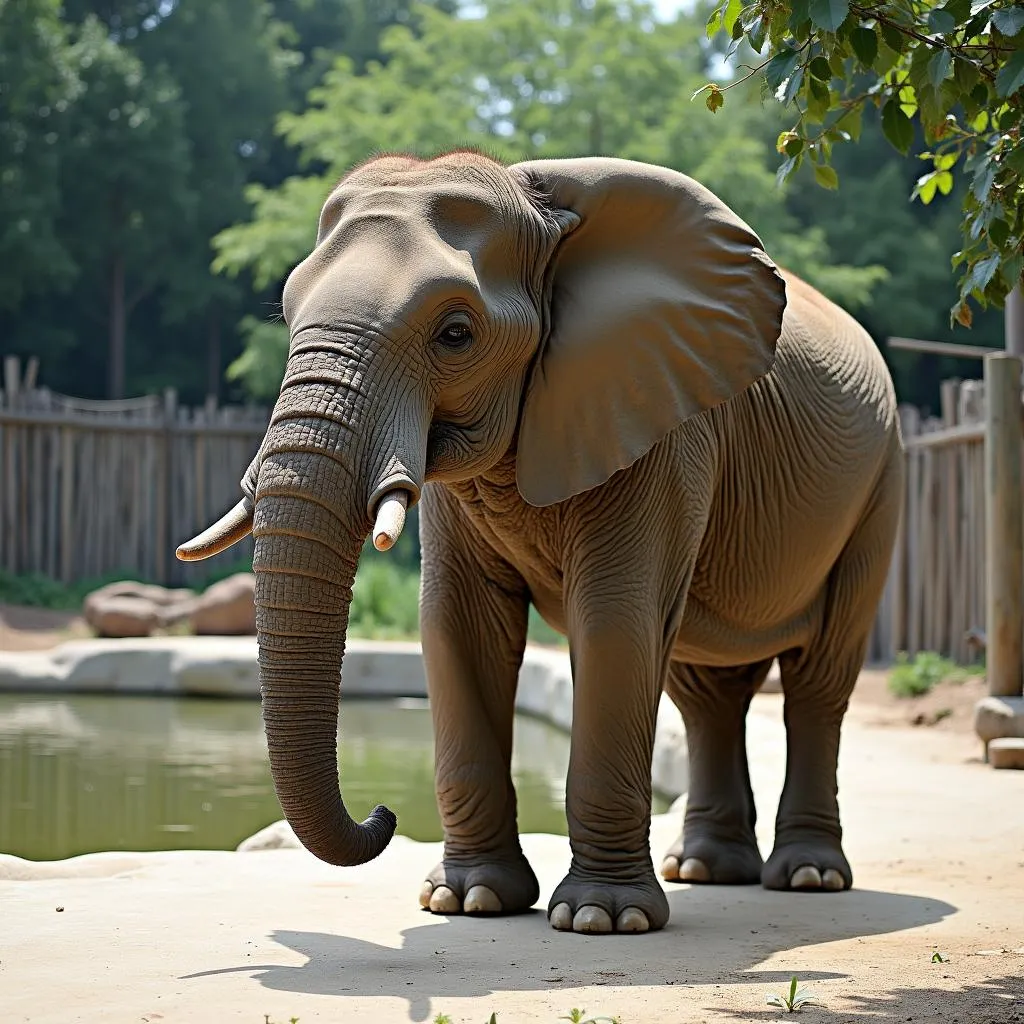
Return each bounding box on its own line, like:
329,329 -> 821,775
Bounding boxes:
984,353 -> 1024,697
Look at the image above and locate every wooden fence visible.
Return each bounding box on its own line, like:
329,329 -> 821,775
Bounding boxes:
0,374 -> 267,586
867,378 -> 989,666
0,357 -> 1013,665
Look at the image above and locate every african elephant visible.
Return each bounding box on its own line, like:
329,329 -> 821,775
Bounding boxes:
178,152 -> 903,935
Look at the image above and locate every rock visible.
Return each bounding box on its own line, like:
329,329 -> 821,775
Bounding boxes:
84,595 -> 161,638
973,695 -> 1024,743
83,581 -> 195,639
989,737 -> 1024,770
236,819 -> 300,852
188,573 -> 257,636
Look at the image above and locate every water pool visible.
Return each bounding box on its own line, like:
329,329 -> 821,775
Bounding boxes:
0,693 -> 670,861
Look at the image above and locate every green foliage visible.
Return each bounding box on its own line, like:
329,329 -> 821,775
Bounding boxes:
765,976 -> 822,1012
701,0 -> 1024,326
216,0 -> 885,396
349,558 -> 421,639
888,650 -> 983,697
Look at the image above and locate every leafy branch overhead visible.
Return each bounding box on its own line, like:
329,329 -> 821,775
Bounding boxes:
697,0 -> 1024,325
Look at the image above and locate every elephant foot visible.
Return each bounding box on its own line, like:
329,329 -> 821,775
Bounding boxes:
420,851 -> 539,916
660,832 -> 763,885
547,869 -> 669,934
762,838 -> 851,892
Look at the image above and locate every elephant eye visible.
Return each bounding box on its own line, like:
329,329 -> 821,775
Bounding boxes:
436,323 -> 473,349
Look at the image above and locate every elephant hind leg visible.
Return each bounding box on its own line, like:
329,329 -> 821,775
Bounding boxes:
764,448 -> 903,893
661,658 -> 773,885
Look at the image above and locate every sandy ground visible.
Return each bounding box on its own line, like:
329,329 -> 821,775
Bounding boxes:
0,603 -> 87,651
3,675 -> 1022,1024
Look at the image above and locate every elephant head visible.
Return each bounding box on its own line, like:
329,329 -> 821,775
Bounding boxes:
177,152 -> 786,868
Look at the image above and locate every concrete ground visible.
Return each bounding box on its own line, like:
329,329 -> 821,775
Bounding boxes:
3,689 -> 1023,1024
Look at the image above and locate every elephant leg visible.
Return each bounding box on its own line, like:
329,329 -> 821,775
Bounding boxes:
763,457 -> 902,893
660,659 -> 772,885
418,484 -> 540,916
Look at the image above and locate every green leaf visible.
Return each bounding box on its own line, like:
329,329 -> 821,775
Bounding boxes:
782,67 -> 805,105
706,87 -> 725,113
954,57 -> 980,94
995,50 -> 1024,99
723,0 -> 743,36
965,253 -> 1001,296
972,159 -> 996,202
936,170 -> 954,195
814,164 -> 839,189
766,48 -> 802,90
789,0 -> 811,31
990,219 -> 1010,248
914,171 -> 941,204
706,4 -> 725,36
837,103 -> 863,141
927,9 -> 956,33
882,98 -> 914,154
928,50 -> 952,88
808,0 -> 850,33
992,7 -> 1024,36
1002,253 -> 1024,289
809,56 -> 832,80
880,23 -> 905,54
850,27 -> 878,68
1006,142 -> 1024,174
807,75 -> 830,119
776,153 -> 800,187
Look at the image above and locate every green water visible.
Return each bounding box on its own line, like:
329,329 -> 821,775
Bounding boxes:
0,693 -> 665,862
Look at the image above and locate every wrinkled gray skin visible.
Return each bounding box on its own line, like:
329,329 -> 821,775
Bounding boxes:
179,152 -> 903,935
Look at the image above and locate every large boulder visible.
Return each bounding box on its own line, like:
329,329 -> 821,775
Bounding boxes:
83,581 -> 195,639
187,573 -> 257,636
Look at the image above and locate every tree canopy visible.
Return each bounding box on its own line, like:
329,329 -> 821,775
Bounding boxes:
0,0 -> 1011,409
705,0 -> 1024,326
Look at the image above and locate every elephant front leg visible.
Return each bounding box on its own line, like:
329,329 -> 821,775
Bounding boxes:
418,485 -> 539,916
550,613 -> 672,934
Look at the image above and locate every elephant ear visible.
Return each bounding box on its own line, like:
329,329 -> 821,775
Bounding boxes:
510,157 -> 787,507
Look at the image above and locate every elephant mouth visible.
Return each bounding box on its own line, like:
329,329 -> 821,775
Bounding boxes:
426,418 -> 497,479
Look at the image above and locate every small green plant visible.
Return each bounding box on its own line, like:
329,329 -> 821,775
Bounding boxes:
931,951 -> 948,963
432,1015 -> 453,1024
765,976 -> 822,1012
263,1016 -> 298,1024
888,651 -> 983,698
560,1011 -> 621,1024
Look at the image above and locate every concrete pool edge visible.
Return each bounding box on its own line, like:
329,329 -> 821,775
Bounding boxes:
0,636 -> 689,800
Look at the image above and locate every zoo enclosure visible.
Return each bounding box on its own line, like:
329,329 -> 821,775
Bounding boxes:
0,354 -> 1019,665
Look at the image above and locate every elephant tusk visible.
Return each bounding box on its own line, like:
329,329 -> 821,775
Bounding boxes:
372,490 -> 409,552
175,498 -> 254,562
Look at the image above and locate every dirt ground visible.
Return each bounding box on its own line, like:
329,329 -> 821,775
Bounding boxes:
0,603 -> 87,651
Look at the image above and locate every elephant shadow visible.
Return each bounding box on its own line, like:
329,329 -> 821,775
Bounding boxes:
183,886 -> 956,1021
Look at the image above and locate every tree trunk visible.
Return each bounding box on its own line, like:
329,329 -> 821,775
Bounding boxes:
108,254 -> 125,399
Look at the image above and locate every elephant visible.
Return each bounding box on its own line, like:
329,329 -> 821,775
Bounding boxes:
177,151 -> 903,935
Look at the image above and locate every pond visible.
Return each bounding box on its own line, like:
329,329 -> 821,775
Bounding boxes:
0,693 -> 671,861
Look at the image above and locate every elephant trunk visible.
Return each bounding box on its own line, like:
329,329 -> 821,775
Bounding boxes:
253,490 -> 397,866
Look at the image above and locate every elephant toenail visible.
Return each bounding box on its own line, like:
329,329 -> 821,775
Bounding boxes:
549,902 -> 573,931
572,906 -> 613,934
419,881 -> 434,908
616,907 -> 650,933
821,868 -> 846,891
660,855 -> 680,880
463,885 -> 502,914
679,857 -> 712,883
790,865 -> 823,890
428,885 -> 461,913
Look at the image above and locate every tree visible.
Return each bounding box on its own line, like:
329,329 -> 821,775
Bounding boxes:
0,0 -> 79,310
215,0 -> 882,399
57,15 -> 193,398
699,0 -> 1024,326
